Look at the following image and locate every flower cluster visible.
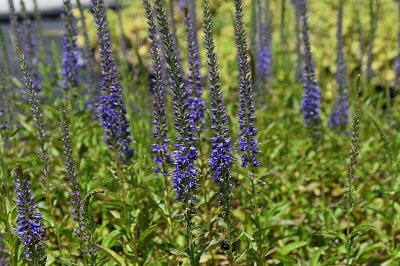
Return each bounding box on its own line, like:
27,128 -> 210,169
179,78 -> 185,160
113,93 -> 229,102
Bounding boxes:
255,0 -> 272,99
184,11 -> 205,129
143,0 -> 173,174
329,1 -> 348,131
91,0 -> 134,162
61,0 -> 79,91
234,0 -> 260,171
153,0 -> 199,201
300,0 -> 321,128
203,0 -> 235,209
17,49 -> 51,183
79,189 -> 104,255
59,103 -> 81,222
13,164 -> 46,265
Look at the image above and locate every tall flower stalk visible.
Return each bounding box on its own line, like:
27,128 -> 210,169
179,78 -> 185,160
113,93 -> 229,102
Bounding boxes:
60,102 -> 104,264
345,76 -> 361,265
203,0 -> 235,262
184,10 -> 205,130
8,0 -> 22,55
16,49 -> 52,193
91,0 -> 135,163
143,0 -> 175,252
255,0 -> 272,100
233,0 -> 262,263
329,0 -> 348,132
292,0 -> 304,82
76,0 -> 96,105
62,0 -> 80,92
300,0 -> 321,136
154,0 -> 200,263
13,164 -> 46,266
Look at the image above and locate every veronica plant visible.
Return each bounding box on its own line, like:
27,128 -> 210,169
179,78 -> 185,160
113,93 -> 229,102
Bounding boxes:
234,0 -> 263,263
60,102 -> 104,263
300,0 -> 321,137
91,0 -> 135,163
13,164 -> 46,266
16,49 -> 52,192
154,0 -> 202,263
329,0 -> 348,132
345,76 -> 362,265
143,0 -> 175,247
61,0 -> 80,92
255,0 -> 272,100
292,0 -> 304,82
59,103 -> 82,226
76,0 -> 96,106
184,10 -> 205,131
8,0 -> 22,56
203,0 -> 235,262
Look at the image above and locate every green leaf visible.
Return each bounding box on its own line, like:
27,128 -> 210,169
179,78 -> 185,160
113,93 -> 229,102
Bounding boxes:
321,255 -> 341,266
138,224 -> 158,244
58,257 -> 78,266
351,224 -> 377,237
99,245 -> 127,266
167,243 -> 186,256
278,241 -> 308,255
311,247 -> 328,266
273,252 -> 297,264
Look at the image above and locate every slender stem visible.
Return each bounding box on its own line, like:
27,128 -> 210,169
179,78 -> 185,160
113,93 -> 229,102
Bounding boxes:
114,153 -> 141,266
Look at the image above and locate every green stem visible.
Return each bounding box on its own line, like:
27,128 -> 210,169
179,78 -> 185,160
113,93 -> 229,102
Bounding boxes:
114,153 -> 141,266
346,170 -> 353,266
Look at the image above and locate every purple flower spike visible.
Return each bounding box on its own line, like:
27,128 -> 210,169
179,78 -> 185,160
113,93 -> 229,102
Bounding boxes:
91,0 -> 134,162
292,0 -> 304,82
255,0 -> 272,99
300,0 -> 321,129
329,1 -> 348,132
184,11 -> 205,129
62,0 -> 80,91
153,0 -> 199,201
143,0 -> 172,174
13,164 -> 46,264
234,0 -> 260,171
